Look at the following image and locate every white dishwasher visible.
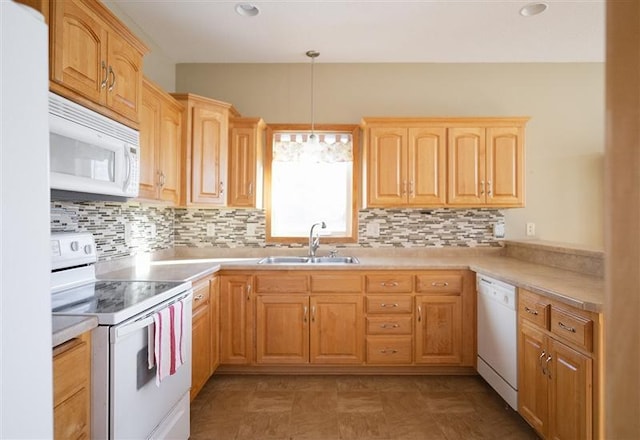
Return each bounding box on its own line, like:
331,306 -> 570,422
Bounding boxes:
476,274 -> 518,410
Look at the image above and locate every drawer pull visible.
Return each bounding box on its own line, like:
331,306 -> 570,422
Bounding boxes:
194,294 -> 204,301
380,323 -> 400,329
381,281 -> 399,287
431,281 -> 449,287
380,349 -> 398,354
558,321 -> 577,333
524,306 -> 539,316
380,303 -> 399,308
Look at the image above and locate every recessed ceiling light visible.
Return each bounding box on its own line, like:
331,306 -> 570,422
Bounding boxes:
235,3 -> 260,17
519,2 -> 548,17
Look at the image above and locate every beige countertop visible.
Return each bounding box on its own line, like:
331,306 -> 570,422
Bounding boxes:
100,254 -> 604,312
52,315 -> 98,347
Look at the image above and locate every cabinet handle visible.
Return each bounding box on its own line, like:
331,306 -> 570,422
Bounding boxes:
108,66 -> 116,92
558,322 -> 577,333
100,61 -> 108,89
545,356 -> 553,380
487,180 -> 493,196
380,348 -> 398,354
539,350 -> 546,371
409,180 -> 414,196
194,294 -> 204,301
524,306 -> 539,316
381,281 -> 399,287
480,180 -> 485,195
431,281 -> 449,287
248,182 -> 253,196
219,181 -> 224,195
159,171 -> 166,187
380,303 -> 399,308
303,306 -> 308,323
311,306 -> 316,322
380,323 -> 400,329
402,180 -> 408,195
246,283 -> 251,300
417,305 -> 422,322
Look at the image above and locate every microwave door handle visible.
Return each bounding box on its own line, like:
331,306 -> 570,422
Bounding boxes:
123,145 -> 132,191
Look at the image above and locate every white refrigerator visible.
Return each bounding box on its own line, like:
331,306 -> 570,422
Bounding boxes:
0,1 -> 52,438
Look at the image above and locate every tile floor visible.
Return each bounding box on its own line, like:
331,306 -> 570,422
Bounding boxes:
190,374 -> 539,440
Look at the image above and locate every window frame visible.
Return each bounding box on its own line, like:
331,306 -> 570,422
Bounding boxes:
264,124 -> 360,244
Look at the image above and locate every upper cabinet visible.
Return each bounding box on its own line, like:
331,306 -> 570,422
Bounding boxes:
362,117 -> 528,208
448,122 -> 526,207
138,77 -> 183,205
228,117 -> 266,208
364,122 -> 447,207
171,93 -> 233,207
49,0 -> 148,128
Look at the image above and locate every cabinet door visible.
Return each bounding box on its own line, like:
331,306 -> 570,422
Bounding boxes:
256,295 -> 309,364
191,105 -> 228,205
415,295 -> 462,364
210,277 -> 220,372
228,126 -> 257,207
447,127 -> 486,205
486,126 -> 524,206
310,295 -> 364,364
191,279 -> 212,401
159,100 -> 182,204
220,275 -> 253,364
105,31 -> 142,123
50,0 -> 107,104
548,339 -> 593,440
408,127 -> 446,205
138,82 -> 160,200
367,127 -> 407,206
518,322 -> 549,437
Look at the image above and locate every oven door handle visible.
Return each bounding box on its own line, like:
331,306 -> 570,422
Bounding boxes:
114,291 -> 193,340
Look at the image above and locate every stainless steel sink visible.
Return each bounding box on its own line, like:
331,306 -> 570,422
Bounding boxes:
257,256 -> 359,264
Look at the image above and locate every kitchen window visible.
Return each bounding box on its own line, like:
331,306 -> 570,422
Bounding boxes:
265,125 -> 360,244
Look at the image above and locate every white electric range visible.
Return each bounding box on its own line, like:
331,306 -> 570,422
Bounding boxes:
51,232 -> 193,440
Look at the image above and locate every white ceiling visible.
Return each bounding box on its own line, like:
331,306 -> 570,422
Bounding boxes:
112,0 -> 605,64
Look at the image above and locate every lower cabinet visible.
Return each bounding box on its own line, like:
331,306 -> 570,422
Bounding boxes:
220,274 -> 254,365
191,275 -> 219,400
414,295 -> 462,364
53,332 -> 91,440
255,294 -> 364,365
518,288 -> 598,440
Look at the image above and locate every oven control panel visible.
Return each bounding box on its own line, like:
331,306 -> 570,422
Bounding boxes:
51,232 -> 97,270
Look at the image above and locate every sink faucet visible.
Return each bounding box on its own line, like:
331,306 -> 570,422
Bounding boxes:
308,222 -> 326,258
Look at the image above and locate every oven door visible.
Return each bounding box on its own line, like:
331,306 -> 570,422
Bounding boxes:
100,291 -> 192,439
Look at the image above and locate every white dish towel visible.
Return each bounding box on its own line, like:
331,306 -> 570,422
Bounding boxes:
147,299 -> 186,386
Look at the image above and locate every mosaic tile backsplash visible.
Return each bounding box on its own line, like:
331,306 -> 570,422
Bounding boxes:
51,201 -> 504,261
51,201 -> 174,261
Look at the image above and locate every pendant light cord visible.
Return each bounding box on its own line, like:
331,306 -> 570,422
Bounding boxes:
306,50 -> 319,140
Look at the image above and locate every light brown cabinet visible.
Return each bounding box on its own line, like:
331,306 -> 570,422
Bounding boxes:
190,275 -> 219,400
362,117 -> 527,208
364,123 -> 447,207
172,94 -> 233,207
447,124 -> 526,207
53,332 -> 91,440
219,274 -> 253,365
45,0 -> 147,128
228,117 -> 265,207
518,288 -> 599,440
138,78 -> 182,204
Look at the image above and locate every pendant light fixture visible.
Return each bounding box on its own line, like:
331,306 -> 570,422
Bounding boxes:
306,50 -> 320,145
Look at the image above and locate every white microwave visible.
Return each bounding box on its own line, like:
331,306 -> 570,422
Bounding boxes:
49,92 -> 140,199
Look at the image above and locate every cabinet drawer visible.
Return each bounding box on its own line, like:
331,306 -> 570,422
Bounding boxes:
53,335 -> 90,405
550,308 -> 594,352
415,273 -> 462,293
366,316 -> 412,335
192,278 -> 211,312
366,295 -> 413,314
366,336 -> 413,364
519,289 -> 550,329
255,275 -> 308,293
310,274 -> 362,293
365,274 -> 412,293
